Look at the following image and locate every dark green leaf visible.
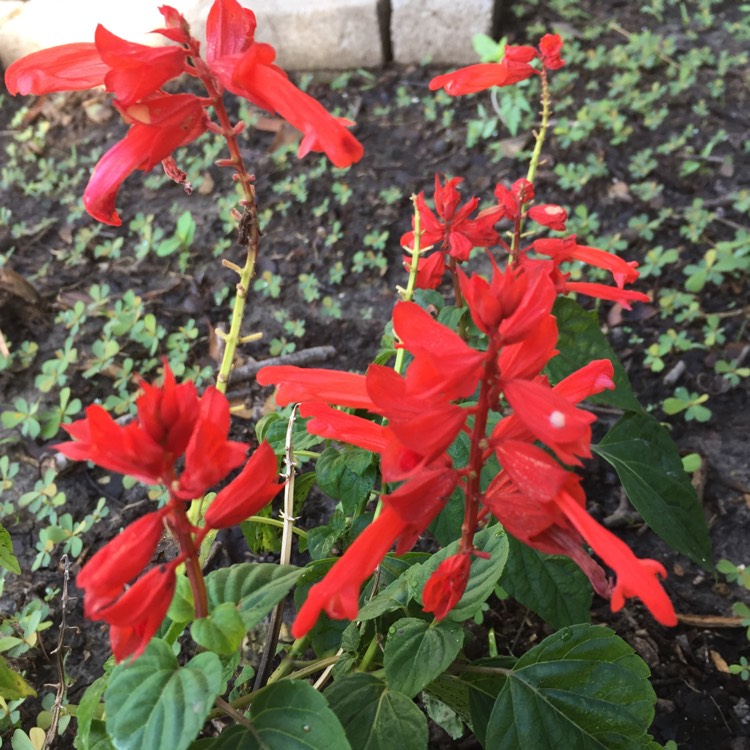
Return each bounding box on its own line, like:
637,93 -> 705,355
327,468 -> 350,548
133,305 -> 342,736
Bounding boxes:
204,563 -> 303,630
326,673 -> 428,750
548,298 -> 641,411
502,536 -> 592,628
211,681 -> 351,750
384,618 -> 463,697
106,640 -> 223,750
486,624 -> 656,749
316,446 -> 378,515
74,673 -> 108,749
593,411 -> 711,566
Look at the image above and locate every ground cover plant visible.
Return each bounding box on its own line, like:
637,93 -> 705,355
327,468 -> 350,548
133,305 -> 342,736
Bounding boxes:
0,0 -> 748,748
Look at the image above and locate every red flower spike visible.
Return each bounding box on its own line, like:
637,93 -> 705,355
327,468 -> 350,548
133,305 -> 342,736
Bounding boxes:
503,379 -> 597,466
552,360 -> 615,403
100,562 -> 179,662
422,554 -> 471,620
429,60 -> 536,96
4,43 -> 107,95
176,387 -> 248,500
204,442 -> 284,529
256,365 -> 375,411
77,510 -> 168,618
539,33 -> 565,70
393,302 -> 485,400
554,491 -> 677,626
527,204 -> 568,231
291,507 -> 410,638
497,263 -> 557,345
95,25 -> 186,107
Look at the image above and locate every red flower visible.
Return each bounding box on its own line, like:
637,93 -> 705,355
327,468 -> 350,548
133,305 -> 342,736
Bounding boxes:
292,507 -> 411,637
401,175 -> 501,262
204,441 -> 284,529
4,0 -> 363,225
527,204 -> 568,231
256,366 -> 374,410
539,33 -> 565,70
97,562 -> 179,662
502,378 -> 597,466
422,553 -> 471,620
77,509 -> 168,618
403,251 -> 446,290
429,59 -> 536,96
393,301 -> 485,400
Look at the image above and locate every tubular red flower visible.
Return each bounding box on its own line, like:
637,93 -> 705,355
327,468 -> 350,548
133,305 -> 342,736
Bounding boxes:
84,94 -> 208,225
539,33 -> 565,70
291,507 -> 410,638
256,365 -> 375,410
204,441 -> 284,529
429,60 -> 536,96
403,251 -> 446,290
497,314 -> 559,382
554,490 -> 677,626
77,510 -> 168,618
4,43 -> 107,95
229,43 -> 363,168
422,553 -> 471,620
527,204 -> 568,231
503,379 -> 597,466
98,562 -> 179,662
563,281 -> 650,310
299,403 -> 389,454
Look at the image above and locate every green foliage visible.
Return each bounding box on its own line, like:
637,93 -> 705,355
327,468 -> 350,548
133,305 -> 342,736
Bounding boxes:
594,412 -> 712,566
662,387 -> 712,422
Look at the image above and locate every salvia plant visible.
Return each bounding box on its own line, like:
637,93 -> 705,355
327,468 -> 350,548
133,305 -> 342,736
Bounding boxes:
1,1 -> 711,748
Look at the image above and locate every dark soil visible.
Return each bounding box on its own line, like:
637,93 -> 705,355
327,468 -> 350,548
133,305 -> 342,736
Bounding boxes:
1,0 -> 749,748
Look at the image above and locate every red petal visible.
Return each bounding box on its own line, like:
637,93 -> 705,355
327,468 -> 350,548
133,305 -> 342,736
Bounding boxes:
5,43 -> 106,95
205,0 -> 257,64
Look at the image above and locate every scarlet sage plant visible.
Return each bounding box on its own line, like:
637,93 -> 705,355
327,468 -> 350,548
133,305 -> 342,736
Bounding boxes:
3,9 -> 712,750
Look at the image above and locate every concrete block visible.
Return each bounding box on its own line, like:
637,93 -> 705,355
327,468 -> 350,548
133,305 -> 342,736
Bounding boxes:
391,0 -> 494,65
187,0 -> 384,70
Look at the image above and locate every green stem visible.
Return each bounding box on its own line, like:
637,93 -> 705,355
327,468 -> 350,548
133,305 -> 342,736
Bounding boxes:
247,515 -> 308,539
357,635 -> 381,672
526,68 -> 551,188
395,194 -> 423,375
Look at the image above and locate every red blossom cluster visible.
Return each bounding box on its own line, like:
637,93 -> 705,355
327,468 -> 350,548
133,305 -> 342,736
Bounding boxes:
4,0 -> 363,226
258,251 -> 676,637
56,364 -> 283,661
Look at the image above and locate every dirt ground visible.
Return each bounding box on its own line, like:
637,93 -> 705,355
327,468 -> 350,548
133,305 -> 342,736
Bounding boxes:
1,0 -> 749,747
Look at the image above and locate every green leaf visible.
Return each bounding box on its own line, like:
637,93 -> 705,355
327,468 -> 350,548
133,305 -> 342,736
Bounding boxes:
191,602 -> 245,655
204,563 -> 303,630
105,639 -> 223,750
210,680 -> 351,750
548,297 -> 642,411
485,624 -> 656,749
166,572 -> 194,623
419,526 -> 509,622
384,618 -> 463,698
74,673 -> 109,750
316,446 -> 378,514
501,536 -> 592,629
593,412 -> 711,567
0,654 -> 36,699
326,673 -> 428,750
0,523 -> 20,575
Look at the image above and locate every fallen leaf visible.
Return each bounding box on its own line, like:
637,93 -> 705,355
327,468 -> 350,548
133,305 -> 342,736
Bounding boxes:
710,650 -> 730,673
